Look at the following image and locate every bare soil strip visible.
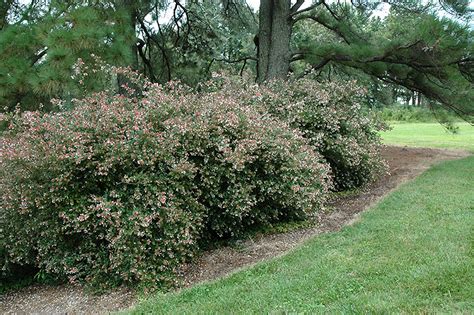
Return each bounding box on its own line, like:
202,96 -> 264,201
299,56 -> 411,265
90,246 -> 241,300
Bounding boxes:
1,146 -> 470,314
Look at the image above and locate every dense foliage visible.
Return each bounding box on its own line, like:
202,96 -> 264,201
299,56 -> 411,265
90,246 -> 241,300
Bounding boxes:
0,73 -> 334,288
217,77 -> 388,191
260,80 -> 387,190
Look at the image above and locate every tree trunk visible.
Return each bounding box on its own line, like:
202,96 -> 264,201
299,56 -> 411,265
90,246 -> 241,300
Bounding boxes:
121,0 -> 138,69
118,0 -> 139,93
0,0 -> 13,30
392,87 -> 398,104
257,0 -> 292,83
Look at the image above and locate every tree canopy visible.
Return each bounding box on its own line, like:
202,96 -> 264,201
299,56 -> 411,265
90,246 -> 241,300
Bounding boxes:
0,0 -> 472,120
293,1 -> 473,118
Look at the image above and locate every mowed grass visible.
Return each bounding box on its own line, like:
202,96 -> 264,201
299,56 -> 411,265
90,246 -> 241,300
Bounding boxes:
128,156 -> 474,313
381,122 -> 474,151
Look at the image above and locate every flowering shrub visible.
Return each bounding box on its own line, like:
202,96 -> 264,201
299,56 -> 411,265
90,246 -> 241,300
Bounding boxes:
219,77 -> 387,191
1,92 -> 204,288
0,77 -> 331,288
178,91 -> 332,238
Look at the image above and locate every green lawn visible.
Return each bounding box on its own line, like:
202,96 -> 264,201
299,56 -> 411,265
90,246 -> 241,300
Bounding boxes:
128,155 -> 474,313
381,122 -> 474,151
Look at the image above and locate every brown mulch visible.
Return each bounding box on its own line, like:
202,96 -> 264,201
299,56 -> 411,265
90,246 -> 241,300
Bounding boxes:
0,146 -> 470,314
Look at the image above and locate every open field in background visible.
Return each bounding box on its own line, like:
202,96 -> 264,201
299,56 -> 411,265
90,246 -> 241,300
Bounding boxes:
381,123 -> 474,151
128,154 -> 474,313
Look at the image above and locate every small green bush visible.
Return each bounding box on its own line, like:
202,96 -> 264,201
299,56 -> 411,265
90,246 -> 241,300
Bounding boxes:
0,75 -> 331,288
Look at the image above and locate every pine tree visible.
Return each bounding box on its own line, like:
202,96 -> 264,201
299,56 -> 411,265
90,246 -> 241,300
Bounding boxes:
0,1 -> 135,110
256,0 -> 473,119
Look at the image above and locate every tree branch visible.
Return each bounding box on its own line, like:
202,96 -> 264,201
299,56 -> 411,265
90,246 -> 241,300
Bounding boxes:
293,14 -> 350,44
215,56 -> 257,63
290,1 -> 323,17
138,18 -> 171,81
290,0 -> 306,14
31,48 -> 47,66
137,39 -> 156,82
307,52 -> 473,118
322,0 -> 340,21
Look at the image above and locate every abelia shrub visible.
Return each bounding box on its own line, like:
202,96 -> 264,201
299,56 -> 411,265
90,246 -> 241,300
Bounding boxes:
0,76 -> 331,288
1,92 -> 204,288
217,76 -> 388,191
173,91 -> 332,238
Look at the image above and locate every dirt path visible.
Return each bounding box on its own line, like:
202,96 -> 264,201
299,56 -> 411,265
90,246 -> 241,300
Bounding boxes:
0,146 -> 470,314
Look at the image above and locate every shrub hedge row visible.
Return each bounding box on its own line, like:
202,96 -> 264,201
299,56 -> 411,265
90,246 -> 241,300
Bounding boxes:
0,73 -> 386,289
